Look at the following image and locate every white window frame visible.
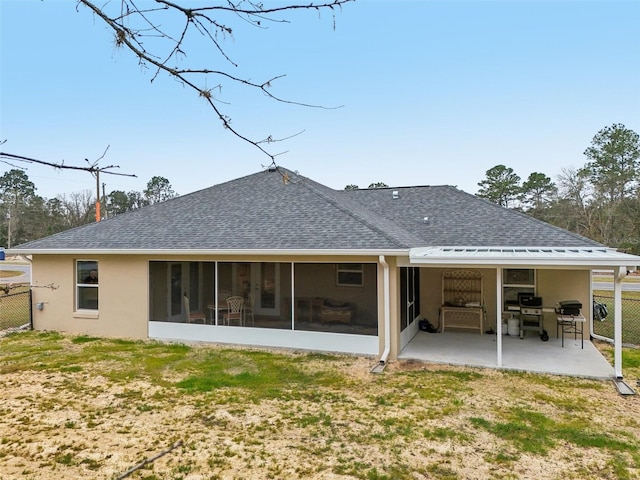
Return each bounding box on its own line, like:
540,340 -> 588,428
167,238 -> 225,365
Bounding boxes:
503,268 -> 536,308
336,263 -> 364,287
76,260 -> 99,311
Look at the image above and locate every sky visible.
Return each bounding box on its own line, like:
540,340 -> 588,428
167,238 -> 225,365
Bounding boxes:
1,0 -> 639,201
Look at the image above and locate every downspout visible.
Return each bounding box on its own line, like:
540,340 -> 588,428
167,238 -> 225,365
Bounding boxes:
378,255 -> 391,365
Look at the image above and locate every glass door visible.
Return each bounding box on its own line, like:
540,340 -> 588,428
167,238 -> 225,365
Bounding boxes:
167,262 -> 203,322
400,267 -> 420,331
251,262 -> 280,316
168,262 -> 185,321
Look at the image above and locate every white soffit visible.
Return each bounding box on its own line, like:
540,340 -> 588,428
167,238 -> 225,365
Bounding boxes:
409,246 -> 640,268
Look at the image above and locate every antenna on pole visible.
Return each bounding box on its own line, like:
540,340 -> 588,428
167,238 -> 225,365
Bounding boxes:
94,168 -> 101,222
1,145 -> 136,223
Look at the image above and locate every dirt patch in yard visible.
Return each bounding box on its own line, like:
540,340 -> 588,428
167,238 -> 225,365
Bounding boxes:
0,334 -> 639,480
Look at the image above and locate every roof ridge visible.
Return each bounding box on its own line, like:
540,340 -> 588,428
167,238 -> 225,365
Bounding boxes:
285,168 -> 421,248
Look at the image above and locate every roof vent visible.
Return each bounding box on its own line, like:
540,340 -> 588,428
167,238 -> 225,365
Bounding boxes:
423,216 -> 431,225
392,191 -> 399,199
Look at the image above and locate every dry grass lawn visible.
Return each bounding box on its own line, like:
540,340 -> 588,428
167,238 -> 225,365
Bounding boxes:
0,331 -> 639,480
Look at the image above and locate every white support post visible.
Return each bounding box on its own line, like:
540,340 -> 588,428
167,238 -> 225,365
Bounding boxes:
496,267 -> 503,367
614,266 -> 624,378
214,261 -> 219,326
291,263 -> 295,331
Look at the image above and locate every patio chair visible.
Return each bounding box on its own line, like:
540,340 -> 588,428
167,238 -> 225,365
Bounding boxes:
223,296 -> 244,326
207,289 -> 233,324
183,295 -> 207,324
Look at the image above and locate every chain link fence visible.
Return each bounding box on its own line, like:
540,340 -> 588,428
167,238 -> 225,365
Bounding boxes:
0,289 -> 32,336
592,294 -> 640,346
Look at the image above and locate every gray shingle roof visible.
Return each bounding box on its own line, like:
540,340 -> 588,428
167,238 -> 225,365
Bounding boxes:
343,186 -> 602,248
14,167 -> 602,252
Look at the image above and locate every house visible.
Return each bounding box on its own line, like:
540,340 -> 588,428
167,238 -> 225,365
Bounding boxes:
11,167 -> 639,378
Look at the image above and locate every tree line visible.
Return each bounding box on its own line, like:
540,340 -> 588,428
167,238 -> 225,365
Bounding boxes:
475,124 -> 639,254
0,173 -> 176,248
1,124 -> 638,253
345,124 -> 640,254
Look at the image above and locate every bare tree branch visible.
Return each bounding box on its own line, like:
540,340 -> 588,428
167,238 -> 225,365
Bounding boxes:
75,0 -> 353,161
0,151 -> 137,178
0,148 -> 137,223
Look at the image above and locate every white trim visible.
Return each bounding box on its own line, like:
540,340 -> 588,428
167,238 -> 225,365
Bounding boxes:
409,246 -> 640,268
8,248 -> 407,257
336,263 -> 364,287
149,322 -> 379,356
400,316 -> 419,351
496,267 -> 503,367
290,263 -> 295,330
614,267 -> 624,378
76,259 -> 99,312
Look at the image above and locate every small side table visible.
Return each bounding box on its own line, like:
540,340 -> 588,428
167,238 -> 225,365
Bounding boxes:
295,297 -> 324,322
556,314 -> 585,349
208,304 -> 228,325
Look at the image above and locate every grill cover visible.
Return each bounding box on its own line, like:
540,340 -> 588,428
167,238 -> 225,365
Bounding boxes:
557,300 -> 582,316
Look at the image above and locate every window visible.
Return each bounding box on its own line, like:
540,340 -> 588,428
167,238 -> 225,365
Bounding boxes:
503,268 -> 535,307
336,263 -> 364,287
77,260 -> 99,310
504,269 -> 535,285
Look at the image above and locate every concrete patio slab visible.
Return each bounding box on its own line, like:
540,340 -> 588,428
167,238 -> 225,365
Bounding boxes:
399,330 -> 614,379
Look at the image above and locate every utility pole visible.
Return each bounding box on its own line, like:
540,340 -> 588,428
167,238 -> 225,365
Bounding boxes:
94,169 -> 101,222
6,206 -> 11,249
0,148 -> 136,224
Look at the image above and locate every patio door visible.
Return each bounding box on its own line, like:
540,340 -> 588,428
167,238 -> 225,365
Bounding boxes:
400,267 -> 420,331
168,263 -> 184,321
167,262 -> 202,321
250,262 -> 280,316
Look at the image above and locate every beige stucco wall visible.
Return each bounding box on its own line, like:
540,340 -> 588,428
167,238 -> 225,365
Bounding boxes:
30,253 -> 390,349
418,267 -> 497,326
29,253 -> 593,356
31,254 -> 149,339
537,269 -> 591,337
295,263 -> 378,322
417,267 -> 591,338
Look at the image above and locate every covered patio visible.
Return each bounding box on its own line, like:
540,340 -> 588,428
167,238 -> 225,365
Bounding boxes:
399,331 -> 614,379
404,246 -> 640,379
